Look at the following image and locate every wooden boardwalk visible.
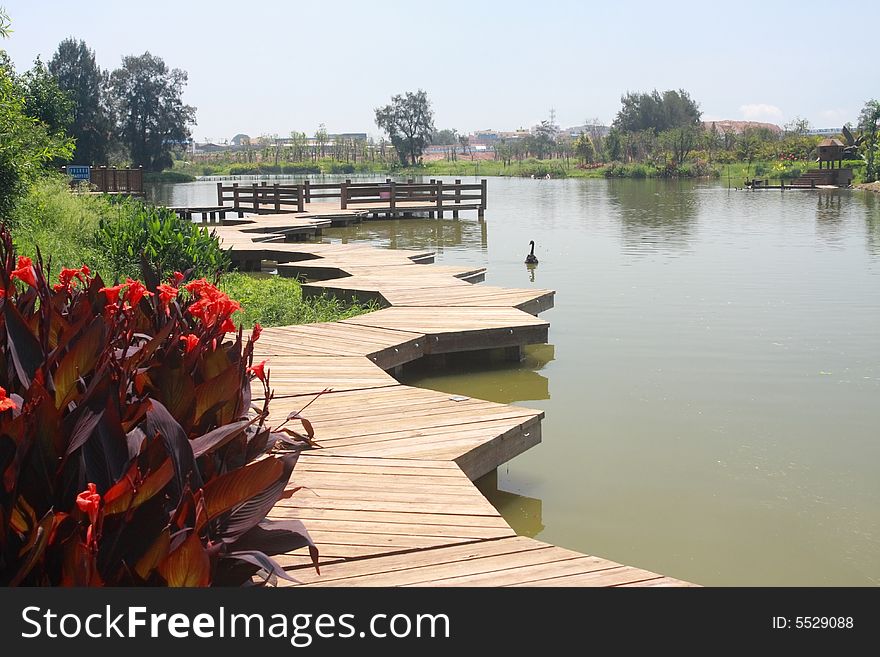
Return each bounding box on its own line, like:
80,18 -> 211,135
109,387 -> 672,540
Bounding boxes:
219,224 -> 695,586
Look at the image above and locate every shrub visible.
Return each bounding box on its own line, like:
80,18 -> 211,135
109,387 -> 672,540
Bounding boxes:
328,162 -> 355,174
97,202 -> 231,281
143,171 -> 196,183
281,164 -> 321,175
0,225 -> 317,586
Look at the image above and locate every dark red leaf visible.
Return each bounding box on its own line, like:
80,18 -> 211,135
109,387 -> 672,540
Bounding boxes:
158,530 -> 209,587
191,419 -> 250,458
3,300 -> 43,387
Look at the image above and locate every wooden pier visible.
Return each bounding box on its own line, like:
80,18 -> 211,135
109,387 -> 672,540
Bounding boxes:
216,178 -> 487,220
218,224 -> 694,586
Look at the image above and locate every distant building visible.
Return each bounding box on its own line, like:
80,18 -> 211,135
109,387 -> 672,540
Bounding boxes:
805,128 -> 841,137
471,129 -> 530,146
193,142 -> 229,154
231,133 -> 251,147
702,120 -> 783,136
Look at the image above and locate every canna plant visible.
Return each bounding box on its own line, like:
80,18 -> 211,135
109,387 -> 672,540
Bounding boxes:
0,223 -> 317,586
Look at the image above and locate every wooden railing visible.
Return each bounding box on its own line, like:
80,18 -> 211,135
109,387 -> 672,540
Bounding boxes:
217,182 -> 304,213
216,179 -> 487,216
63,166 -> 144,194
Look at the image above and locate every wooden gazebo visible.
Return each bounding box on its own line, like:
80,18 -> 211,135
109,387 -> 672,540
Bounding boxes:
817,138 -> 845,170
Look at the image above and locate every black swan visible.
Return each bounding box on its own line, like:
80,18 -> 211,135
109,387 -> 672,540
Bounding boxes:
525,240 -> 538,264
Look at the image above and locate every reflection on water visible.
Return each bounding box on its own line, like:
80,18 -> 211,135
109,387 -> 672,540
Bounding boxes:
321,216 -> 488,254
815,191 -> 844,246
862,191 -> 880,256
476,470 -> 544,537
607,178 -> 698,256
154,176 -> 880,585
400,344 -> 554,404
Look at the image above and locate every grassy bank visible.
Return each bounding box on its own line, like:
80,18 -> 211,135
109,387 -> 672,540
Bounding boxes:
174,158 -> 391,177
8,177 -> 375,326
174,157 -> 868,183
144,170 -> 196,183
220,272 -> 378,327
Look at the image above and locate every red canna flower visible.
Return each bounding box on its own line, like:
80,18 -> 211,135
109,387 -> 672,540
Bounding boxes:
156,283 -> 178,311
220,317 -> 237,333
180,333 -> 199,353
11,256 -> 37,288
248,359 -> 268,382
185,279 -> 240,332
171,271 -> 184,285
76,482 -> 101,524
0,386 -> 16,412
100,283 -> 126,304
252,322 -> 262,342
124,278 -> 153,307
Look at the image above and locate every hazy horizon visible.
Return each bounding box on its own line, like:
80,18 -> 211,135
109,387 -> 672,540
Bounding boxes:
3,0 -> 877,141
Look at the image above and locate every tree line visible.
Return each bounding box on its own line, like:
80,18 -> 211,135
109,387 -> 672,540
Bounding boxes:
3,33 -> 195,172
371,86 -> 880,182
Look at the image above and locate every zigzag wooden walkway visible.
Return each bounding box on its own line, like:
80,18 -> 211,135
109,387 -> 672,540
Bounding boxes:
220,223 -> 694,587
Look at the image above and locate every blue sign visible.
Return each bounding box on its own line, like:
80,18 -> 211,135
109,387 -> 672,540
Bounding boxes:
67,165 -> 91,181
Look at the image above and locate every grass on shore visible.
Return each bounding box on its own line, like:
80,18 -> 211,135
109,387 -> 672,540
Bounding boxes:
220,272 -> 377,328
175,156 -> 868,183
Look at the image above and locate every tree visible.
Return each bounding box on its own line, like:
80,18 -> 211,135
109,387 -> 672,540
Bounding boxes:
613,89 -> 701,133
858,99 -> 880,182
109,52 -> 196,171
375,89 -> 435,166
784,116 -> 812,136
526,120 -> 557,159
0,55 -> 73,214
737,129 -> 761,179
20,57 -> 73,139
48,39 -> 113,165
574,132 -> 595,164
604,127 -> 622,161
661,126 -> 699,167
314,123 -> 328,159
432,128 -> 458,145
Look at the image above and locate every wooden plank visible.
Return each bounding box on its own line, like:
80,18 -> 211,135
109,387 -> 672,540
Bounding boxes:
276,536 -> 543,583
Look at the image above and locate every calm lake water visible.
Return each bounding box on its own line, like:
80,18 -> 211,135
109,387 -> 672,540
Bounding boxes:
150,176 -> 880,586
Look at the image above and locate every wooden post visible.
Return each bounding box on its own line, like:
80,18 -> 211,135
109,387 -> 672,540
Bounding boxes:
297,184 -> 304,213
389,180 -> 396,211
274,183 -> 280,212
253,184 -> 260,213
453,178 -> 461,218
216,182 -> 223,206
340,179 -> 348,209
479,179 -> 487,220
233,183 -> 242,218
436,179 -> 443,218
303,179 -> 311,203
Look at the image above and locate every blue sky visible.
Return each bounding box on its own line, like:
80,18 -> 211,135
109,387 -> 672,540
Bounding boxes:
3,0 -> 877,141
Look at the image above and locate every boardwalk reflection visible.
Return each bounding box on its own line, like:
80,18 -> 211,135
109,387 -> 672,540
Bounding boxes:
323,216 -> 488,253
400,344 -> 554,404
476,470 -> 544,538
